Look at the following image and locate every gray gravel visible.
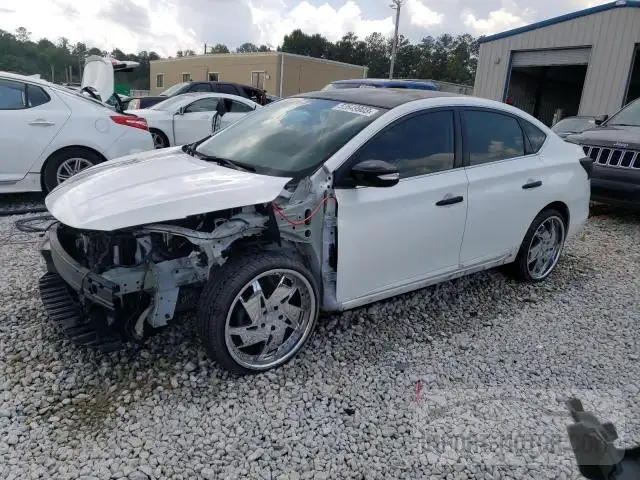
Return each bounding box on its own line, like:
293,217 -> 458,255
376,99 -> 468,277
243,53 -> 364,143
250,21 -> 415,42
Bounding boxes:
1,196 -> 639,480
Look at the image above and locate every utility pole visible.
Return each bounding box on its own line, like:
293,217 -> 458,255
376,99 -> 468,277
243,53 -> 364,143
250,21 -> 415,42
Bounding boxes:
389,0 -> 404,80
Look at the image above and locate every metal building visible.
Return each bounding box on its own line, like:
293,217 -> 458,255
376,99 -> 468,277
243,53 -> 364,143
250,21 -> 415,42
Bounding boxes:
149,52 -> 367,98
473,0 -> 640,126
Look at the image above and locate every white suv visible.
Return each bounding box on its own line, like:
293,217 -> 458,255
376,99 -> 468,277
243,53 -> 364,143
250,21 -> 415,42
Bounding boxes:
0,57 -> 154,193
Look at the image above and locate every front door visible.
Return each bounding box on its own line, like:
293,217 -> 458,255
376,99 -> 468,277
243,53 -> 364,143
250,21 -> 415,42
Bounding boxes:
333,109 -> 469,304
458,108 -> 550,266
0,79 -> 69,183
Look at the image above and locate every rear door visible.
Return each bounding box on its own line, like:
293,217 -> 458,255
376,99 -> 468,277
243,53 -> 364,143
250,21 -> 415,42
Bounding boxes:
458,107 -> 550,266
173,97 -> 220,145
0,79 -> 70,182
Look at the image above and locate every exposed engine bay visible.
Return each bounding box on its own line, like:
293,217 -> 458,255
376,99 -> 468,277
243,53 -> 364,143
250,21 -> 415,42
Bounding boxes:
39,169 -> 338,348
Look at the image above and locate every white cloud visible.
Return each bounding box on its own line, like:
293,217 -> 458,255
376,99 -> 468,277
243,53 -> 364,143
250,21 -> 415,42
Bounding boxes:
405,0 -> 444,29
462,5 -> 527,36
0,0 -> 199,57
248,0 -> 395,47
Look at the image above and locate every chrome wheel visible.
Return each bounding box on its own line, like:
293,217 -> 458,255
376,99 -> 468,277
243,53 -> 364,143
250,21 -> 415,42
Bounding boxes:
225,269 -> 317,370
55,157 -> 94,185
526,215 -> 565,280
151,131 -> 166,149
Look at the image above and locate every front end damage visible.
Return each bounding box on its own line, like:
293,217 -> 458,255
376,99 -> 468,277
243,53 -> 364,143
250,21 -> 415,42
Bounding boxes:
38,169 -> 338,350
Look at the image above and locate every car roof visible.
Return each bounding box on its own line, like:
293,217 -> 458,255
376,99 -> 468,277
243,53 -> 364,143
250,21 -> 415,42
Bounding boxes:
171,92 -> 257,103
0,71 -> 56,87
330,78 -> 439,89
294,88 -> 463,110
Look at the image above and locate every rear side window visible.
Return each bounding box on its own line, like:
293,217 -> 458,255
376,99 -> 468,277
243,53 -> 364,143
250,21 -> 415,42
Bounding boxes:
27,84 -> 50,107
189,83 -> 212,92
0,79 -> 26,109
218,83 -> 239,95
463,110 -> 525,165
229,100 -> 254,113
520,120 -> 547,153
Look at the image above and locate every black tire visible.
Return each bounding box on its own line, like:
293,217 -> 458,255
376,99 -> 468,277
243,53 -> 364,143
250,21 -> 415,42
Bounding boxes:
511,208 -> 567,283
197,250 -> 320,375
150,129 -> 169,149
42,147 -> 103,193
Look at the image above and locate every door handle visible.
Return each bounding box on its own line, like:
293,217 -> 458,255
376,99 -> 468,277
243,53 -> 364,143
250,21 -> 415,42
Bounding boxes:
522,180 -> 543,189
436,195 -> 464,206
28,119 -> 55,126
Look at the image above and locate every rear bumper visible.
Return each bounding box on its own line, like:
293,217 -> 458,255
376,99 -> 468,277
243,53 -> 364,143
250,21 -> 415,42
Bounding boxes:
591,166 -> 640,209
40,223 -> 118,311
105,128 -> 154,160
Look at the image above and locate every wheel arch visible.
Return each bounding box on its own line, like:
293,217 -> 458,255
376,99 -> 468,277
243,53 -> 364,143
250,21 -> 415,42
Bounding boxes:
149,127 -> 170,147
41,145 -> 107,191
538,201 -> 570,227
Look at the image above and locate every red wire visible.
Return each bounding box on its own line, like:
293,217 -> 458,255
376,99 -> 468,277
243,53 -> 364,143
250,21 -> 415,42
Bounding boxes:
272,196 -> 336,226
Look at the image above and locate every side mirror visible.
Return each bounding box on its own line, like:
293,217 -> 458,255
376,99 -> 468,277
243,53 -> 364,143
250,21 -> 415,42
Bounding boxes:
216,99 -> 227,117
350,160 -> 399,188
594,114 -> 608,125
176,106 -> 186,115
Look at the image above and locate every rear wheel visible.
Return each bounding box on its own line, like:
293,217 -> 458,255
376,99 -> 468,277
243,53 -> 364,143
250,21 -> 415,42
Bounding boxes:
42,147 -> 103,192
197,251 -> 319,375
512,209 -> 566,282
150,129 -> 169,149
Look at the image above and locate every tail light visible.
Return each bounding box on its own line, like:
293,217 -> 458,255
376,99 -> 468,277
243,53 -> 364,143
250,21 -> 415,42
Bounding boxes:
110,115 -> 149,131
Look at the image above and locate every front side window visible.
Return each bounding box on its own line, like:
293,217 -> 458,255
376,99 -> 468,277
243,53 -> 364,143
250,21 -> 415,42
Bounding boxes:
0,79 -> 26,109
463,110 -> 525,165
185,98 -> 221,113
159,82 -> 188,96
149,95 -> 194,112
195,97 -> 386,177
218,84 -> 238,95
351,110 -> 455,178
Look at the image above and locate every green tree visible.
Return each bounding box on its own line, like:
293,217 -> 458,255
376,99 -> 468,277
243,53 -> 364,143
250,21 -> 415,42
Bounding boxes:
15,27 -> 30,42
237,42 -> 258,53
210,43 -> 229,54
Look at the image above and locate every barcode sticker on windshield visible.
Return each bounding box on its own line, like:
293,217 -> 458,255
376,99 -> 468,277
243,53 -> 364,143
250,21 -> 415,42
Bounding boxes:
332,103 -> 379,117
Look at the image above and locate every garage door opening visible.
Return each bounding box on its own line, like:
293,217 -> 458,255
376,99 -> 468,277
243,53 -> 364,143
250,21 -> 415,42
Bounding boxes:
506,65 -> 588,127
624,44 -> 640,105
504,48 -> 591,127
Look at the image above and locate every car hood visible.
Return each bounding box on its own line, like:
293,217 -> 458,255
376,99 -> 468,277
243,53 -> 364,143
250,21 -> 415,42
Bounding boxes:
567,125 -> 640,150
45,147 -> 292,231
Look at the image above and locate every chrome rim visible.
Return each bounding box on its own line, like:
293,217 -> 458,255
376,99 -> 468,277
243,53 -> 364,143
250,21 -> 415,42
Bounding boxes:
225,269 -> 316,370
526,215 -> 565,280
55,157 -> 94,185
152,132 -> 166,148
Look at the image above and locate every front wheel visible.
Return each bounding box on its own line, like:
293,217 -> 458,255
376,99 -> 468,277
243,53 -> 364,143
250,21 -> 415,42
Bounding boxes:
197,251 -> 320,375
512,209 -> 567,282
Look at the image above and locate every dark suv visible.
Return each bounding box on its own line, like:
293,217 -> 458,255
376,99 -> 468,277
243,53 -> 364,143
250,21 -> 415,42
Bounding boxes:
127,81 -> 272,109
566,98 -> 640,209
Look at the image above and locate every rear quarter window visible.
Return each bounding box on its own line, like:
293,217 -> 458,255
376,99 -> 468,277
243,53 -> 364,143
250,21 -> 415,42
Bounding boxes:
520,120 -> 547,154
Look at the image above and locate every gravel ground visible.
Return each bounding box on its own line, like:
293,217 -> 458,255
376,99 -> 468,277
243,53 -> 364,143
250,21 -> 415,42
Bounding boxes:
1,195 -> 639,480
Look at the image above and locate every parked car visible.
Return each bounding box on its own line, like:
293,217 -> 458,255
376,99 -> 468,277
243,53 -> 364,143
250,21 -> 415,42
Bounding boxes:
551,116 -> 596,138
126,92 -> 262,148
566,97 -> 640,208
0,58 -> 153,193
38,88 -> 591,374
322,78 -> 440,91
127,81 -> 271,110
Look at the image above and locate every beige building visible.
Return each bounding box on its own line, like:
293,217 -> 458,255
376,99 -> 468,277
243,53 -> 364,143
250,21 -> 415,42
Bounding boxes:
149,52 -> 368,97
473,1 -> 640,126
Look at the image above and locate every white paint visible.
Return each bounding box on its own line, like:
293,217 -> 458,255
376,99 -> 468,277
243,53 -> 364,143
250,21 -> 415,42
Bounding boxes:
0,71 -> 154,193
44,147 -> 292,231
126,92 -> 261,147
331,103 -> 379,116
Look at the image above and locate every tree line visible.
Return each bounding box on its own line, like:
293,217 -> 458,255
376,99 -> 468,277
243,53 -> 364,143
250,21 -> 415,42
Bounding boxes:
0,27 -> 482,90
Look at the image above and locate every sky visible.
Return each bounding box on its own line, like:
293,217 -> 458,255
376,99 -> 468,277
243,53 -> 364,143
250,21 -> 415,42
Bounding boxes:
0,0 -> 612,57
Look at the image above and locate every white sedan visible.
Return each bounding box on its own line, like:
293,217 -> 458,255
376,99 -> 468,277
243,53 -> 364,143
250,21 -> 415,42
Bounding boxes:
126,93 -> 261,149
0,57 -> 154,193
40,89 -> 591,374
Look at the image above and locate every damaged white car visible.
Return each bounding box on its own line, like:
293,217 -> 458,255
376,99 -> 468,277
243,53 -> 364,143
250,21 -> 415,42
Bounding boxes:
39,89 -> 592,374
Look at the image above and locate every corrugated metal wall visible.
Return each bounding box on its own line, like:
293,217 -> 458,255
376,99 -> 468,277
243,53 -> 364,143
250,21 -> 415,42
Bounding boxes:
473,7 -> 640,115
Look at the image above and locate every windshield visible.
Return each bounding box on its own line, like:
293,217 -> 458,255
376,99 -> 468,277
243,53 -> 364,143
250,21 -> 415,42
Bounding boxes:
606,99 -> 640,126
159,82 -> 188,96
195,97 -> 386,177
149,95 -> 191,111
552,117 -> 595,133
